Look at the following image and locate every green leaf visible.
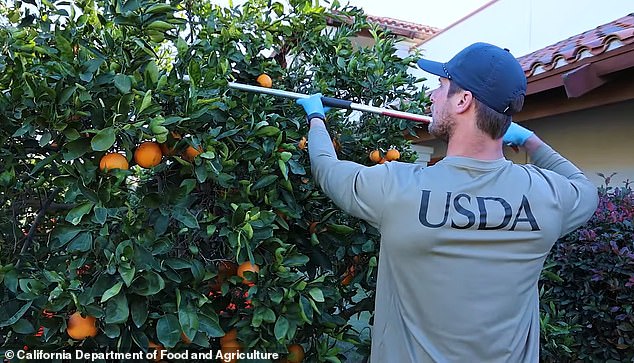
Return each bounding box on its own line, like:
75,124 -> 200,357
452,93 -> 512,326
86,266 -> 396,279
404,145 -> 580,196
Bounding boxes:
308,287 -> 325,302
326,223 -> 355,235
94,206 -> 108,224
119,265 -> 135,286
298,295 -> 313,323
278,159 -> 288,181
12,318 -> 35,334
139,90 -> 153,114
252,175 -> 278,190
105,293 -> 129,324
542,270 -> 564,283
133,243 -> 160,271
178,301 -> 198,343
280,151 -> 293,162
270,290 -> 283,305
0,300 -> 32,327
146,3 -> 173,13
63,138 -> 91,161
91,127 -> 116,151
156,314 -> 181,348
38,132 -> 51,147
101,282 -> 123,303
274,316 -> 289,341
145,61 -> 160,85
164,258 -> 192,270
283,254 -> 309,267
131,297 -> 148,328
58,85 -> 77,105
51,226 -> 82,250
55,33 -> 73,58
78,181 -> 99,203
255,125 -> 280,137
114,74 -> 132,94
146,20 -> 173,31
12,123 -> 31,137
198,313 -> 224,338
130,271 -> 165,296
173,207 -> 199,229
65,202 -> 94,225
103,324 -> 121,338
252,307 -> 276,328
67,232 -> 93,252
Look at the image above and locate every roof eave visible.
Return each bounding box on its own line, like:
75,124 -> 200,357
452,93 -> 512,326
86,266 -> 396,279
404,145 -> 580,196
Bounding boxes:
525,43 -> 634,97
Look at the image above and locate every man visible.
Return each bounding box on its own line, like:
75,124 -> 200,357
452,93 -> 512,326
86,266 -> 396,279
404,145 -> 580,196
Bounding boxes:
296,42 -> 598,362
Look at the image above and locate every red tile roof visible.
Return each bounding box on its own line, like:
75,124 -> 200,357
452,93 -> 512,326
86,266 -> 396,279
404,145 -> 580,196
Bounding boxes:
518,13 -> 634,78
366,15 -> 440,40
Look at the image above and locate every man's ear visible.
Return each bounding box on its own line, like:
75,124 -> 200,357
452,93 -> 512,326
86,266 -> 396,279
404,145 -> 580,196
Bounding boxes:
455,91 -> 474,114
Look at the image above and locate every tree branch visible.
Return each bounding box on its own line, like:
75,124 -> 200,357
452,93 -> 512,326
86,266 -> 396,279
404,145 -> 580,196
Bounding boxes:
338,296 -> 375,321
15,187 -> 61,269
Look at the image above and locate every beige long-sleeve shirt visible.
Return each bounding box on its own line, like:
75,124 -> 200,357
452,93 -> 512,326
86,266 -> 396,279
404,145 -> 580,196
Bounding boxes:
308,121 -> 598,363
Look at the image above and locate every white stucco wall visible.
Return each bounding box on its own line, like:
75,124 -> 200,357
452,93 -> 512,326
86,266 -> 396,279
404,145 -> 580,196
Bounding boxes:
411,0 -> 634,91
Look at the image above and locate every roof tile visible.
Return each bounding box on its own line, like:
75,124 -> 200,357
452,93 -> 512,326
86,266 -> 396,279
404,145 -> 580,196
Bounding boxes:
518,13 -> 634,78
366,15 -> 440,40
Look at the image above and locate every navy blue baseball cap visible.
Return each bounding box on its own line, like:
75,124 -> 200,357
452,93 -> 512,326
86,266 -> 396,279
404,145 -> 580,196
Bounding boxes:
417,42 -> 527,115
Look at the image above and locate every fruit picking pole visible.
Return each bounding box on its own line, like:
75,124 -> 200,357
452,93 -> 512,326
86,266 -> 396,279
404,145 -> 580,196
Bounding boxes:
228,82 -> 432,124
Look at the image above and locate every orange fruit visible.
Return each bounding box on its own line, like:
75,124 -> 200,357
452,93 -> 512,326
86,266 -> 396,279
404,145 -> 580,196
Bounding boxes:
148,341 -> 166,362
298,136 -> 307,150
256,73 -> 272,88
237,262 -> 260,285
341,265 -> 355,286
212,261 -> 238,291
378,158 -> 387,164
66,312 -> 98,340
159,143 -> 172,156
220,328 -> 238,347
159,132 -> 182,156
385,148 -> 400,161
308,221 -> 318,235
368,150 -> 381,163
275,210 -> 288,221
287,344 -> 305,363
220,340 -> 241,363
99,153 -> 129,172
181,331 -> 192,344
134,141 -> 163,168
183,144 -> 203,162
332,138 -> 342,153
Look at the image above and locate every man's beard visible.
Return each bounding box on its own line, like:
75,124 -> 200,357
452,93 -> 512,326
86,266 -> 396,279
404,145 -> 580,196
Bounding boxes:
428,108 -> 455,142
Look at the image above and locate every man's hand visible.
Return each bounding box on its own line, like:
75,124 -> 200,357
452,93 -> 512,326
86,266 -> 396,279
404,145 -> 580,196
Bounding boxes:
503,122 -> 534,146
297,93 -> 326,122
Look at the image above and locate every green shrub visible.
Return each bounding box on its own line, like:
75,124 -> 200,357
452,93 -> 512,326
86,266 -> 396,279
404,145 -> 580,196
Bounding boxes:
540,175 -> 634,362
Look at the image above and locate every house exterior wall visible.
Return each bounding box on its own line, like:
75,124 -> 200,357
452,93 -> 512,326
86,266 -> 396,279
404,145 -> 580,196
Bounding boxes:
521,100 -> 634,187
421,100 -> 634,187
411,0 -> 634,91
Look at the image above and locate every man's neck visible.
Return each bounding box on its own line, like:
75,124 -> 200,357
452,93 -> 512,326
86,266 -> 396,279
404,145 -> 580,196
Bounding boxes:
446,128 -> 504,160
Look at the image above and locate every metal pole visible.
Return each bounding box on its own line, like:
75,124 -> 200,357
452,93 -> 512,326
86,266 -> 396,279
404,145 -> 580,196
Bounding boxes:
228,82 -> 432,124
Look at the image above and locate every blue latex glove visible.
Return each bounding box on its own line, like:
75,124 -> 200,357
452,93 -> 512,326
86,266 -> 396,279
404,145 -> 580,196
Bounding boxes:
296,93 -> 325,121
503,122 -> 534,146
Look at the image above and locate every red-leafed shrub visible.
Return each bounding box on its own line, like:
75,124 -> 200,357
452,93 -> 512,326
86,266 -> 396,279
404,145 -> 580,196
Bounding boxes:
540,174 -> 634,362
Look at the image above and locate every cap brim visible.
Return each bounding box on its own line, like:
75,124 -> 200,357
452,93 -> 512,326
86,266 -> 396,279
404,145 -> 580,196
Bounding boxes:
416,59 -> 447,78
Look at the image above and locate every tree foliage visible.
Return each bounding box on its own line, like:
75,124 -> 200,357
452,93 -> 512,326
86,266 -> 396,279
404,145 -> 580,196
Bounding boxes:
0,0 -> 426,360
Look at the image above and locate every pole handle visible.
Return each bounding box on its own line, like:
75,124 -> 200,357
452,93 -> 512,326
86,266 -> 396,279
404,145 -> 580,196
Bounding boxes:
321,97 -> 352,110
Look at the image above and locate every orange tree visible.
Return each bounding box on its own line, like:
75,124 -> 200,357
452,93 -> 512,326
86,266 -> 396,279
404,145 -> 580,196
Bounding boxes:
0,0 -> 427,360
